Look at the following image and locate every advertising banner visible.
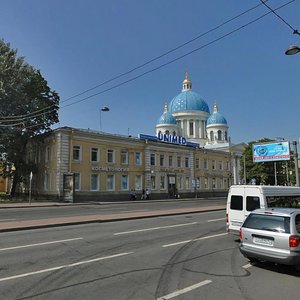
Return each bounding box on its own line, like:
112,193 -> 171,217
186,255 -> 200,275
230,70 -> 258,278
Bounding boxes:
253,141 -> 290,163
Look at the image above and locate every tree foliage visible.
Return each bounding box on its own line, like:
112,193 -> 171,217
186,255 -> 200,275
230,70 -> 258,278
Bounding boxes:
240,138 -> 295,186
0,39 -> 60,194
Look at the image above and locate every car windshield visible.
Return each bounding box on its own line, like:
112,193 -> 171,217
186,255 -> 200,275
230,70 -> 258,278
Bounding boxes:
243,213 -> 290,233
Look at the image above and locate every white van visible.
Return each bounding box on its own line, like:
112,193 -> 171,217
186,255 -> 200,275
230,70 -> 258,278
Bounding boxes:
226,185 -> 300,235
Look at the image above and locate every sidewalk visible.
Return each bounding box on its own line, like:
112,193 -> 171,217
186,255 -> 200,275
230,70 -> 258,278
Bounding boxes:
0,201 -> 226,232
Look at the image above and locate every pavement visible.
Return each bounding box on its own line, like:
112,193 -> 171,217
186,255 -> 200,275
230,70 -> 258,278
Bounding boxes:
0,200 -> 226,232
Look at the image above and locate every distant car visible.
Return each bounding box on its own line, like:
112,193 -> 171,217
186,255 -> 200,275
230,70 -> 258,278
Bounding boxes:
239,208 -> 300,266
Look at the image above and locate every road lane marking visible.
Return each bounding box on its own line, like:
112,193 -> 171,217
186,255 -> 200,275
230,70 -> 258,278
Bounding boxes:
0,238 -> 83,252
243,263 -> 253,269
0,252 -> 133,282
114,222 -> 197,235
0,219 -> 17,222
156,280 -> 212,300
207,218 -> 225,222
162,232 -> 227,247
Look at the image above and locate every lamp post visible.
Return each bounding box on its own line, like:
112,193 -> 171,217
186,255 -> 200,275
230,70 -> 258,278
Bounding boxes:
99,106 -> 110,131
285,45 -> 300,55
292,141 -> 299,187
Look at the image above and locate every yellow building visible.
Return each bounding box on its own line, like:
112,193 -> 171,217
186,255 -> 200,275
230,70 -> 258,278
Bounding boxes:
27,127 -> 241,202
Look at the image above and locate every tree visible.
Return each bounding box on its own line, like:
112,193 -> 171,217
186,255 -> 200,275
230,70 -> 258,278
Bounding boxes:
241,138 -> 295,186
0,39 -> 59,195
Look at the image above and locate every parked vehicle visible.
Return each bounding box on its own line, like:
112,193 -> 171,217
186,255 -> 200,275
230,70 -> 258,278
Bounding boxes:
239,208 -> 300,266
226,185 -> 300,235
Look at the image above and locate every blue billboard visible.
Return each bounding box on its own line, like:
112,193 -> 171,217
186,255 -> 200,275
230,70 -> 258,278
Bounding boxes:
253,141 -> 290,163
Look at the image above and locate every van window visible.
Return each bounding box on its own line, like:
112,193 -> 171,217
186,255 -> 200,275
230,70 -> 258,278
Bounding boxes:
246,196 -> 260,211
230,195 -> 243,210
266,195 -> 300,208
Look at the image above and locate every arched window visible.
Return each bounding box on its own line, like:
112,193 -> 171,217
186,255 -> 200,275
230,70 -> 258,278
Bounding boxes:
165,130 -> 169,135
173,131 -> 176,136
225,131 -> 228,141
210,131 -> 214,141
217,130 -> 222,141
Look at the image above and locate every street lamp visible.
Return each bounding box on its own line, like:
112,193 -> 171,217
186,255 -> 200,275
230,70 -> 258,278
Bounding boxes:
285,45 -> 300,55
99,106 -> 110,131
292,141 -> 299,187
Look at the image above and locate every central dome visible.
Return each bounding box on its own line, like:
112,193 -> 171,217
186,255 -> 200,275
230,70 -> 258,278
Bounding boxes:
169,90 -> 210,113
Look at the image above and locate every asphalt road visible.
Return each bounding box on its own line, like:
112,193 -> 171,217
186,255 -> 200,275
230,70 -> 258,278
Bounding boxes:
0,198 -> 226,221
1,210 -> 300,300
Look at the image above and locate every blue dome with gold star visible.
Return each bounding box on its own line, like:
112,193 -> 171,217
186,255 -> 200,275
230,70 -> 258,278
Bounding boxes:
207,103 -> 227,125
168,72 -> 210,114
169,90 -> 210,113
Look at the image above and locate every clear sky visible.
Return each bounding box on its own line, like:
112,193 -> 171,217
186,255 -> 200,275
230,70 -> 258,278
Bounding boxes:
1,0 -> 300,144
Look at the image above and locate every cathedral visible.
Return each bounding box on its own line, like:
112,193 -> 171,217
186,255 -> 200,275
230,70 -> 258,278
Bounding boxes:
155,72 -> 230,150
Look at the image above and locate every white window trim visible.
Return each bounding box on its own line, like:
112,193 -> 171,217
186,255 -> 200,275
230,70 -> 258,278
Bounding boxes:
121,174 -> 129,191
90,147 -> 99,163
90,173 -> 99,191
74,173 -> 81,191
107,174 -> 115,191
73,145 -> 82,162
107,149 -> 115,164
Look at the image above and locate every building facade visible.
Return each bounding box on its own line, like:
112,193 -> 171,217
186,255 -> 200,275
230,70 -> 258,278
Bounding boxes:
27,127 -> 242,201
27,72 -> 245,201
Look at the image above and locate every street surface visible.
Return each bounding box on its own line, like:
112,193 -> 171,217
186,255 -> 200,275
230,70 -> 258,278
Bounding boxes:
1,206 -> 300,299
0,198 -> 226,221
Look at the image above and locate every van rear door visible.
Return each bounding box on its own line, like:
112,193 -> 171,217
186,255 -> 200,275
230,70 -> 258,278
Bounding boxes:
228,193 -> 244,234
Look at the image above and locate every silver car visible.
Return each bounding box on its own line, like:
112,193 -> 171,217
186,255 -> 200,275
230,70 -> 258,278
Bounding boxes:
239,208 -> 300,266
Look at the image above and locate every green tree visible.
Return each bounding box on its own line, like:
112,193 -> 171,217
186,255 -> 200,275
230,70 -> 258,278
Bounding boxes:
241,138 -> 295,186
0,39 -> 59,195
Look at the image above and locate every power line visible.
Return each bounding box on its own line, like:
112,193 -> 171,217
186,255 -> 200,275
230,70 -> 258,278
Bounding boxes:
260,0 -> 300,35
0,0 -> 295,128
0,1 -> 270,123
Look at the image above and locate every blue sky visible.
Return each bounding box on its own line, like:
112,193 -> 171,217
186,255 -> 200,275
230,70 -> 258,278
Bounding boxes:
1,0 -> 300,144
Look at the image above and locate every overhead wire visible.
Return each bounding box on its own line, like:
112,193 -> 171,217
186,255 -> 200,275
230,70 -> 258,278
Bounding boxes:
0,1 -> 271,123
0,0 -> 296,129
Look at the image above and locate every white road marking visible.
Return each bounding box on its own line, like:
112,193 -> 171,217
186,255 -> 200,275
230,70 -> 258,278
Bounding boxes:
114,222 -> 197,235
162,232 -> 227,247
0,237 -> 83,252
156,280 -> 212,300
243,263 -> 253,269
0,252 -> 133,282
0,219 -> 17,222
207,218 -> 225,222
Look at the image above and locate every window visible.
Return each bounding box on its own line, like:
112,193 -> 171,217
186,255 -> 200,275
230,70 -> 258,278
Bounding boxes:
91,148 -> 99,162
121,150 -> 128,165
151,176 -> 156,189
212,178 -> 216,189
210,131 -> 214,141
73,145 -> 81,161
189,121 -> 194,136
217,130 -> 222,141
230,195 -> 243,211
226,161 -> 230,171
246,196 -> 260,211
45,146 -> 51,163
204,159 -> 208,169
135,175 -> 142,190
185,157 -> 189,168
212,160 -> 216,170
225,131 -> 228,141
185,177 -> 190,189
177,176 -> 183,190
295,215 -> 300,233
169,155 -> 173,167
44,173 -> 50,191
107,149 -> 114,163
219,161 -> 223,170
177,156 -> 181,168
243,214 -> 290,233
90,174 -> 99,191
160,155 -> 164,167
74,173 -> 81,191
107,174 -> 115,191
150,154 -> 155,166
196,158 -> 200,169
135,152 -> 142,165
266,195 -> 300,208
204,177 -> 208,189
160,175 -> 166,189
121,175 -> 129,191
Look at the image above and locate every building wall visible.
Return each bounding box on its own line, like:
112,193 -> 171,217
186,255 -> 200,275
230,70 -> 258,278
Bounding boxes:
28,127 -> 234,201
